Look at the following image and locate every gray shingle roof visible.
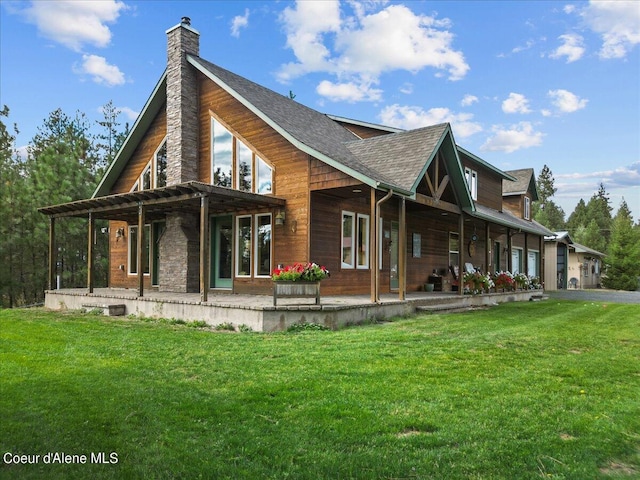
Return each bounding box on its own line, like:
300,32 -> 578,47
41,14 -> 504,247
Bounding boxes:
503,168 -> 536,197
191,55 -> 410,192
345,124 -> 449,192
470,204 -> 555,236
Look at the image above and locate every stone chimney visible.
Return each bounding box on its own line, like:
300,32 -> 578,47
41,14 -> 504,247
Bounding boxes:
165,17 -> 199,185
160,18 -> 200,293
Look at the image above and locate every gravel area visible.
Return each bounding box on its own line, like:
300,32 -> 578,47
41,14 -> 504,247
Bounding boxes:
546,289 -> 640,304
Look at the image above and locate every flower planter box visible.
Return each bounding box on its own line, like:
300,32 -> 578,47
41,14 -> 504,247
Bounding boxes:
273,281 -> 321,306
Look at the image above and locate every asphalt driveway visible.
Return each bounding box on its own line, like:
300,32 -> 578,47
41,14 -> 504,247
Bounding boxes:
547,289 -> 640,304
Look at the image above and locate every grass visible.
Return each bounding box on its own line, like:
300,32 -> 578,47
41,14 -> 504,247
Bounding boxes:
1,300 -> 639,479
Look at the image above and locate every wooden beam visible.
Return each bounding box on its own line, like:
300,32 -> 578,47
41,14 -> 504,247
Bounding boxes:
200,196 -> 210,303
87,212 -> 94,293
370,188 -> 377,303
434,174 -> 449,201
485,222 -> 491,274
48,217 -> 56,290
507,228 -> 512,272
137,204 -> 145,297
458,213 -> 464,296
424,172 -> 436,197
413,193 -> 461,214
398,197 -> 406,300
524,232 -> 529,276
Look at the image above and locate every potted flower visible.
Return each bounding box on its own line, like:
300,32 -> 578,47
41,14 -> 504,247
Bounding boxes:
514,272 -> 529,290
493,271 -> 515,292
272,262 -> 329,305
463,271 -> 494,295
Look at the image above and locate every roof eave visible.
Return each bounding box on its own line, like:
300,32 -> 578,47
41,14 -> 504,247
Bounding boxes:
188,55 -> 404,195
93,72 -> 168,198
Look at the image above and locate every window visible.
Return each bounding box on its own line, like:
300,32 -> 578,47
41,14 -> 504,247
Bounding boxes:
341,211 -> 370,269
512,248 -> 523,274
236,216 -> 252,277
524,196 -> 531,220
449,232 -> 459,268
464,167 -> 478,201
357,214 -> 370,269
255,214 -> 272,277
237,139 -> 252,192
131,138 -> 167,191
211,117 -> 273,193
155,141 -> 167,188
527,250 -> 539,277
212,118 -> 233,188
128,225 -> 151,275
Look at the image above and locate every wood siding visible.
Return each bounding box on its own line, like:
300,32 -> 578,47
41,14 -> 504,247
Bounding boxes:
333,121 -> 394,139
309,157 -> 361,191
111,105 -> 167,195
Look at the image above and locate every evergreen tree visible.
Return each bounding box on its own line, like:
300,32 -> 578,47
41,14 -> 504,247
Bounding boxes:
573,219 -> 606,254
532,164 -> 565,231
603,199 -> 640,291
567,198 -> 588,233
0,106 -> 28,307
95,100 -> 129,177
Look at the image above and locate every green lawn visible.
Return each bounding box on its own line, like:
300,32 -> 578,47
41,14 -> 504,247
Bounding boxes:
1,300 -> 639,479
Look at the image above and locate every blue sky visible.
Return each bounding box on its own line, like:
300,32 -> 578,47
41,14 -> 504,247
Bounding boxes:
1,0 -> 639,221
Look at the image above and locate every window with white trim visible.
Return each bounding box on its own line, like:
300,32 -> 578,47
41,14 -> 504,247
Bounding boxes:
255,214 -> 272,277
211,117 -> 273,193
512,248 -> 523,274
464,167 -> 478,201
449,232 -> 459,268
131,138 -> 167,191
236,216 -> 252,277
524,196 -> 531,220
341,211 -> 370,269
128,225 -> 151,275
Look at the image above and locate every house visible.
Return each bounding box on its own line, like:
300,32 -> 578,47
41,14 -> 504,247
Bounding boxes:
40,19 -> 553,324
544,231 -> 605,289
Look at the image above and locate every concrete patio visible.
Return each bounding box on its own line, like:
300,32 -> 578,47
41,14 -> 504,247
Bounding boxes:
44,287 -> 544,332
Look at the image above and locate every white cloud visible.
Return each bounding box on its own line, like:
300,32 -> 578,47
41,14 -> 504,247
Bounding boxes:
556,162 -> 640,188
580,0 -> 640,59
548,89 -> 588,113
400,83 -> 413,95
75,54 -> 125,86
502,93 -> 532,114
460,94 -> 478,107
118,106 -> 139,121
481,122 -> 544,153
512,39 -> 535,54
278,1 -> 469,102
231,8 -> 250,38
379,104 -> 482,138
316,80 -> 382,102
550,33 -> 585,62
22,0 -> 127,51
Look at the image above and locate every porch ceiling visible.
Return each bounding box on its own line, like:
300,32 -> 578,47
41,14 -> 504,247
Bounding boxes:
39,181 -> 286,222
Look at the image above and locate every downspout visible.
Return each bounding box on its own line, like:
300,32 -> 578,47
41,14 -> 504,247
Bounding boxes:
374,189 -> 394,303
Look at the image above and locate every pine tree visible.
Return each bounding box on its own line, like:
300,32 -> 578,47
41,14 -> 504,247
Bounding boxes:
602,199 -> 640,291
532,165 -> 565,231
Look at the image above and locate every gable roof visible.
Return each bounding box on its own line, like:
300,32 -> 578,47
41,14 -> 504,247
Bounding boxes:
469,204 -> 555,236
188,55 -> 414,195
503,168 -> 539,201
345,123 -> 473,209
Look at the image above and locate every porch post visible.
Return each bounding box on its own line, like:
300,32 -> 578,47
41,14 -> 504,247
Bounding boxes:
507,228 -> 512,272
539,235 -> 545,287
87,212 -> 94,293
524,232 -> 529,276
137,204 -> 145,297
398,197 -> 406,300
484,222 -> 491,274
200,196 -> 210,303
370,188 -> 377,303
458,213 -> 464,296
48,217 -> 56,290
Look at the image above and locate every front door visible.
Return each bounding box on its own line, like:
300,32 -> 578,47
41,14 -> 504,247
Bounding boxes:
390,221 -> 399,290
211,215 -> 233,289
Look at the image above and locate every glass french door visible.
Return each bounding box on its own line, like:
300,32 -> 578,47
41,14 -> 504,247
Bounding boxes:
210,215 -> 233,288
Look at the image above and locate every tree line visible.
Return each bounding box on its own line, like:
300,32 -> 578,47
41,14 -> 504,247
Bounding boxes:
1,105 -> 639,308
0,103 -> 128,308
533,165 -> 640,291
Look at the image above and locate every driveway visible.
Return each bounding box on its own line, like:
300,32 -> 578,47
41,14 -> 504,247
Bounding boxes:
547,289 -> 640,304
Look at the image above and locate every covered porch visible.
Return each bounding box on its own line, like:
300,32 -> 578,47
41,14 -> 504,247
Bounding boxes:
44,287 -> 544,332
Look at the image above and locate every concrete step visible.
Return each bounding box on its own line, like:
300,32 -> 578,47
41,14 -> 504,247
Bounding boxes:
82,303 -> 126,316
